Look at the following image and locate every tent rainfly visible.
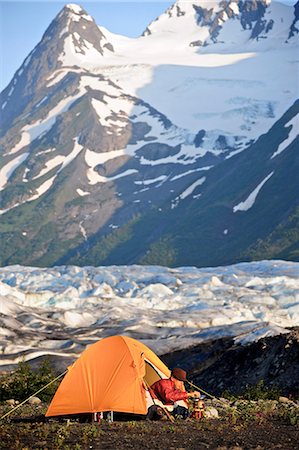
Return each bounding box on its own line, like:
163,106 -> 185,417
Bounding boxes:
46,335 -> 170,417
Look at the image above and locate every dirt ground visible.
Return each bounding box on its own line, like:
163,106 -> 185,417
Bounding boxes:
0,419 -> 298,450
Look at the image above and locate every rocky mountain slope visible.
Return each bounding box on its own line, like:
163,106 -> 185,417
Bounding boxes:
0,1 -> 298,267
164,327 -> 299,396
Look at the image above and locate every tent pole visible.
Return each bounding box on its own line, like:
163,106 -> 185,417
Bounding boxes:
93,412 -> 103,423
144,379 -> 175,422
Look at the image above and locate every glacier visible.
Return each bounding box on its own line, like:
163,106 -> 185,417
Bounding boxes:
0,260 -> 298,368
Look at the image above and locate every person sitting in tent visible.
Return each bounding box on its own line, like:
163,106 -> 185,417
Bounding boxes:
148,367 -> 200,419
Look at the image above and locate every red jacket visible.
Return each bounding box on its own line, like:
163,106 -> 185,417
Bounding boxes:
150,379 -> 188,404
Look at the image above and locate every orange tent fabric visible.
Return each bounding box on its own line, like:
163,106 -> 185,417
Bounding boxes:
46,335 -> 170,416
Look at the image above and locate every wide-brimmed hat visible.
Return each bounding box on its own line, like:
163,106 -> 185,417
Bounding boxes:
171,367 -> 187,381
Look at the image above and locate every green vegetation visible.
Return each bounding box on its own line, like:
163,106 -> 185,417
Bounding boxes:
242,380 -> 281,401
245,207 -> 299,261
0,405 -> 298,449
222,380 -> 281,402
70,214 -> 141,266
0,359 -> 59,402
0,365 -> 298,449
139,236 -> 177,266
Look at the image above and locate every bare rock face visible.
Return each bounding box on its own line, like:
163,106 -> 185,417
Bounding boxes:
288,0 -> 299,39
192,0 -> 270,44
239,0 -> 267,31
163,328 -> 299,397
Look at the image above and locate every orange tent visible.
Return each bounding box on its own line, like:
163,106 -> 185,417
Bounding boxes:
46,335 -> 170,416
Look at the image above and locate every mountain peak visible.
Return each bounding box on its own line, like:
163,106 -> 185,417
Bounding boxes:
65,3 -> 84,12
61,3 -> 93,22
142,0 -> 295,48
0,3 -> 114,130
53,3 -> 114,61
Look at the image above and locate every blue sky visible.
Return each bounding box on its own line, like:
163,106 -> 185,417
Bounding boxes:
0,0 -> 296,92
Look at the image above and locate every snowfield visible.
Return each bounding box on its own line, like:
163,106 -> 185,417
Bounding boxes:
0,1 -> 298,220
0,260 -> 298,368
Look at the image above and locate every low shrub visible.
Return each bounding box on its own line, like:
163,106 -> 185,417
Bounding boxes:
242,380 -> 281,401
222,380 -> 281,401
0,359 -> 59,402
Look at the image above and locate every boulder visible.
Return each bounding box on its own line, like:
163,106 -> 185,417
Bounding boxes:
6,399 -> 18,406
28,396 -> 42,405
204,407 -> 219,419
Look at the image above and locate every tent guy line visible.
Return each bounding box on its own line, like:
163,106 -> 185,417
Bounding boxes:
0,370 -> 67,421
0,335 -> 225,422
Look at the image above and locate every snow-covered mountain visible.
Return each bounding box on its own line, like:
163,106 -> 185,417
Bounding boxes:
0,1 -> 298,267
0,260 -> 298,369
143,0 -> 296,46
0,4 -> 114,130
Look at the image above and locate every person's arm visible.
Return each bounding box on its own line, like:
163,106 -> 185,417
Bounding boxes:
164,388 -> 200,403
162,385 -> 189,403
152,380 -> 200,403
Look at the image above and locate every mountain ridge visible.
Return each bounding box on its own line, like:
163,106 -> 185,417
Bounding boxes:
0,0 -> 298,267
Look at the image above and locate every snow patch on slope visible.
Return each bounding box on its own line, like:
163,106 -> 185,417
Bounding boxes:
0,139 -> 83,215
271,113 -> 299,159
172,176 -> 206,208
26,176 -> 57,202
233,171 -> 274,212
0,153 -> 29,191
